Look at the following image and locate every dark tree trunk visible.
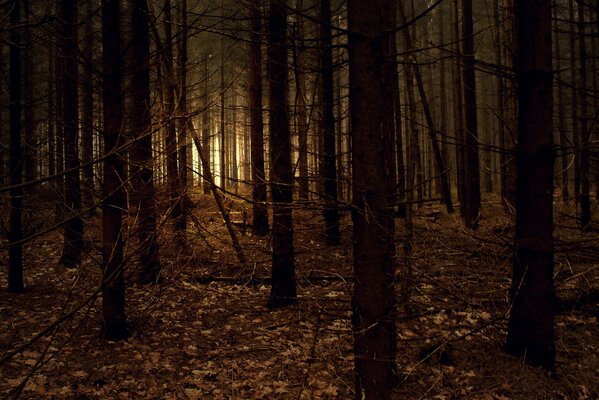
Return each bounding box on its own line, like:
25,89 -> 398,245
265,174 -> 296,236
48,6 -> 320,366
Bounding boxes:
54,8 -> 65,222
101,0 -> 129,341
568,0 -> 580,205
578,2 -> 591,229
48,49 -> 55,180
23,0 -> 35,184
219,12 -> 227,189
348,0 -> 398,397
461,0 -> 481,228
131,0 -> 161,284
8,0 -> 24,293
553,1 -> 569,203
505,0 -> 555,371
59,0 -> 84,268
291,0 -> 309,201
176,0 -> 189,232
452,0 -> 466,217
82,0 -> 95,213
319,0 -> 340,244
162,0 -> 182,229
249,2 -> 269,236
266,0 -> 296,309
201,51 -> 211,195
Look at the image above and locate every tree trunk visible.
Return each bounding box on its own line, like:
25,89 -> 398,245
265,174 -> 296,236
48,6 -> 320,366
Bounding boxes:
101,0 -> 129,341
319,0 -> 340,244
292,0 -> 310,201
249,2 -> 269,236
162,0 -> 182,229
8,0 -> 24,292
553,1 -> 569,203
578,2 -> 591,229
568,0 -> 580,205
59,0 -> 84,268
461,0 -> 481,228
348,1 -> 398,397
82,0 -> 95,213
131,0 -> 161,285
202,51 -> 211,195
23,0 -> 35,184
506,0 -> 555,370
176,0 -> 189,232
451,0 -> 467,218
267,0 -> 296,309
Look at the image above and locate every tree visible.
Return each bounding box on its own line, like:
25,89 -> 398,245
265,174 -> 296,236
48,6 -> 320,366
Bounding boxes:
505,0 -> 555,370
267,0 -> 296,309
461,0 -> 481,228
176,0 -> 189,232
348,0 -> 398,397
100,0 -> 129,341
577,1 -> 591,229
319,0 -> 340,244
58,0 -> 84,268
131,0 -> 161,284
8,0 -> 24,292
248,1 -> 269,236
162,0 -> 182,230
82,0 -> 96,213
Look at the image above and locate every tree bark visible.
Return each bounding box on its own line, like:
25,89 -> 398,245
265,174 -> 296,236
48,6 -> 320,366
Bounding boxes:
577,2 -> 591,229
59,0 -> 84,268
131,0 -> 161,285
176,0 -> 189,232
267,0 -> 296,309
82,0 -> 95,213
461,0 -> 481,228
8,0 -> 24,292
506,0 -> 555,370
201,51 -> 211,195
101,0 -> 129,341
348,0 -> 398,397
292,0 -> 310,201
162,0 -> 182,229
249,2 -> 269,236
319,0 -> 340,244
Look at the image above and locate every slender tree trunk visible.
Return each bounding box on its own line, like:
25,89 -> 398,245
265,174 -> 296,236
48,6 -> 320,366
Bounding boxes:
578,2 -> 591,229
162,0 -> 182,229
23,0 -> 35,184
348,1 -> 398,397
320,0 -> 340,244
569,0 -> 580,205
267,0 -> 296,309
461,0 -> 481,228
230,89 -> 238,192
59,0 -> 84,268
506,0 -> 555,370
131,0 -> 161,284
82,0 -> 95,213
220,11 -> 227,189
101,0 -> 129,341
54,12 -> 65,222
553,1 -> 569,202
249,2 -> 269,236
8,0 -> 24,292
452,0 -> 467,217
48,49 -> 55,180
176,0 -> 189,232
292,0 -> 310,201
202,51 -> 211,195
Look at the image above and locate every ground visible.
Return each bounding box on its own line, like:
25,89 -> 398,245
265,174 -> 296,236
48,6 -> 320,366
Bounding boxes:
0,190 -> 598,399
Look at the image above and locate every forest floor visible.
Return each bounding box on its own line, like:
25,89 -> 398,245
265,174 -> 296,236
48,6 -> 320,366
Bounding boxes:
0,189 -> 598,399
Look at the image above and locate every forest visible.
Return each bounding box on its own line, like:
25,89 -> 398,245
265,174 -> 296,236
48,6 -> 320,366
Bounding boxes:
0,0 -> 598,398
